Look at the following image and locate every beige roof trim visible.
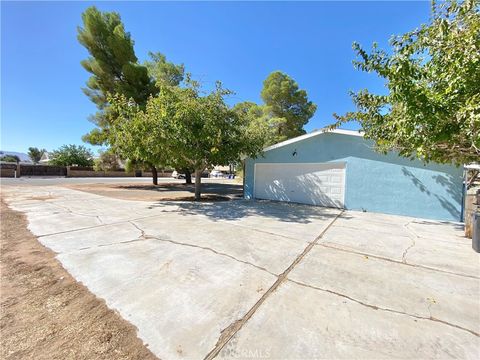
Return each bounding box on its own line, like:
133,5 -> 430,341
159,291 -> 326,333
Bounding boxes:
263,128 -> 364,152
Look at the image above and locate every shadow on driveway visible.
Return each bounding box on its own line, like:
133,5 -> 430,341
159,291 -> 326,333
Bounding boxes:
117,182 -> 243,198
148,199 -> 341,224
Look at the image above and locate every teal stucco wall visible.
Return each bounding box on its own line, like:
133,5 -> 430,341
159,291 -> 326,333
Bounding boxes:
244,132 -> 463,222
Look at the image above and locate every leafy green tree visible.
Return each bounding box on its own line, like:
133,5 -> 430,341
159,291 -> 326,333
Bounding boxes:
144,51 -> 185,87
233,100 -> 308,148
93,150 -> 120,171
77,6 -> 156,146
123,158 -> 154,175
78,7 -> 184,184
107,94 -> 170,184
233,102 -> 274,147
145,51 -> 191,183
110,79 -> 265,200
332,0 -> 479,165
261,71 -> 317,143
27,147 -> 46,164
49,145 -> 94,167
0,155 -> 20,163
165,81 -> 265,199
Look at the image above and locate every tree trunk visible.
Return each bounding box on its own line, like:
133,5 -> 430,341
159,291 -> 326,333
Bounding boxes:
184,169 -> 192,184
151,166 -> 158,185
194,169 -> 202,201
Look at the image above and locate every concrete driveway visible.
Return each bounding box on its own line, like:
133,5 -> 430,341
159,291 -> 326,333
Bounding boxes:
2,185 -> 479,359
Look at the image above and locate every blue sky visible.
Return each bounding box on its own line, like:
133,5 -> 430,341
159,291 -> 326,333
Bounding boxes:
1,1 -> 430,154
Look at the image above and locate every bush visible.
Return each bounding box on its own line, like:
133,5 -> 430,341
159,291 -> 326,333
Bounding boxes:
49,145 -> 94,167
94,151 -> 120,171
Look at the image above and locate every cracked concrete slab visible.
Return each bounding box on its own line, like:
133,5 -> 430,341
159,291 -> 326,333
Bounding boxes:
39,221 -> 144,253
2,184 -> 479,359
289,246 -> 480,334
223,281 -> 480,359
25,211 -> 103,236
320,225 -> 412,262
406,238 -> 479,277
322,210 -> 479,278
5,199 -> 64,213
46,198 -> 178,224
406,220 -> 467,243
57,239 -> 276,359
132,214 -> 318,275
333,214 -> 411,237
172,200 -> 341,239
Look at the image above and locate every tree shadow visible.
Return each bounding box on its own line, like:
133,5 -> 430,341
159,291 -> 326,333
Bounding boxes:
117,182 -> 243,197
254,169 -> 344,209
401,167 -> 461,220
412,219 -> 464,231
148,199 -> 340,224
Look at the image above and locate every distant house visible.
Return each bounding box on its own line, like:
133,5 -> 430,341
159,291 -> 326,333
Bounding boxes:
244,129 -> 463,222
39,152 -> 51,164
0,150 -> 32,163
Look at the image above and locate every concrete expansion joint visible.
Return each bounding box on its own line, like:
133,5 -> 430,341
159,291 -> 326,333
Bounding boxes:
203,211 -> 345,360
318,243 -> 480,280
286,279 -> 479,338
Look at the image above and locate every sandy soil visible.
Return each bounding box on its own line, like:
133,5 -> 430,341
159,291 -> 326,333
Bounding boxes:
64,182 -> 242,202
0,200 -> 157,360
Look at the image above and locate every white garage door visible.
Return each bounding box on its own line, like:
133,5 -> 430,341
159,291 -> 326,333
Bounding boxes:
254,162 -> 345,208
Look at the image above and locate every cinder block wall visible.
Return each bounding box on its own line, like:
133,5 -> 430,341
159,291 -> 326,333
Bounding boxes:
68,170 -> 136,177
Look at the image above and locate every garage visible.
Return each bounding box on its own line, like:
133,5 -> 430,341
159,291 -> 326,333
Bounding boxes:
254,162 -> 345,208
244,129 -> 464,222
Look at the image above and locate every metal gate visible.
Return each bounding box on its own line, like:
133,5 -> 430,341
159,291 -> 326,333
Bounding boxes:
20,164 -> 67,177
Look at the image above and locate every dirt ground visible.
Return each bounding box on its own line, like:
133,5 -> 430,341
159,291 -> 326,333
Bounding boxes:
64,181 -> 243,202
0,200 -> 157,360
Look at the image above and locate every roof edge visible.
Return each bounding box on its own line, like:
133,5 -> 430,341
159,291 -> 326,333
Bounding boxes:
263,128 -> 364,152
